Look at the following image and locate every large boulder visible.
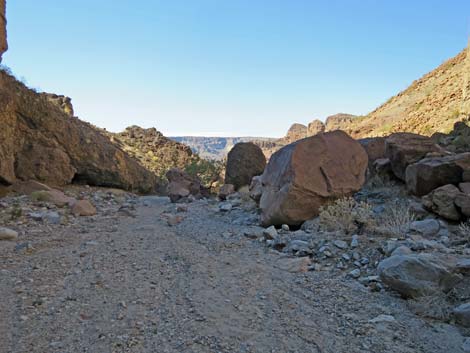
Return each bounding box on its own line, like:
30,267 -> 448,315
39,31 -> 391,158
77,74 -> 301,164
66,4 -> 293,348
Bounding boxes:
225,142 -> 266,189
0,70 -> 157,192
358,137 -> 386,164
405,153 -> 470,196
166,168 -> 206,202
0,0 -> 6,62
422,184 -> 463,221
385,133 -> 441,180
259,130 -> 368,226
378,254 -> 462,298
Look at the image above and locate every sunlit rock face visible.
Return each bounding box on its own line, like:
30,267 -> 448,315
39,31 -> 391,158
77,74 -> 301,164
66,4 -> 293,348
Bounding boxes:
0,0 -> 7,62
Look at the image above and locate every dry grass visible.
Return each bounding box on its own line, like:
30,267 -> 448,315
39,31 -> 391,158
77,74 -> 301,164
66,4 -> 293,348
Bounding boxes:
375,202 -> 415,238
319,197 -> 374,234
408,294 -> 453,321
458,220 -> 470,240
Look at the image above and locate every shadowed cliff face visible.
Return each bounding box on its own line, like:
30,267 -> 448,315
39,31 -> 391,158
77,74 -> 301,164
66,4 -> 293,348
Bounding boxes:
0,0 -> 7,62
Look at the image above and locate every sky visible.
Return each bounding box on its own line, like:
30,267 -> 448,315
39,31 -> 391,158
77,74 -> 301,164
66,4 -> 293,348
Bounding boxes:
3,0 -> 470,137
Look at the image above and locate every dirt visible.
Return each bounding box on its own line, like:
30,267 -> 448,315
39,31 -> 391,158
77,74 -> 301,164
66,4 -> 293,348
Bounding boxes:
0,191 -> 468,353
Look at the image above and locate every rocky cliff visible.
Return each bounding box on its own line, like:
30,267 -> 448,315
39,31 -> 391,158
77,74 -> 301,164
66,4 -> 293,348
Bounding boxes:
0,68 -> 157,192
0,0 -> 7,62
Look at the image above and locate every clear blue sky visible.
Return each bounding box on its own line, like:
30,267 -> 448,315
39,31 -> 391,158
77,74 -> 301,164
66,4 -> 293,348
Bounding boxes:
3,0 -> 470,137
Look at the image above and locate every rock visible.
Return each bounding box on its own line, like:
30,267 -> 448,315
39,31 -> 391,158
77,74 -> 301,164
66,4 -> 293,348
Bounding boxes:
166,168 -> 206,203
324,113 -> 357,132
373,158 -> 392,177
358,137 -> 386,164
218,184 -> 235,200
71,200 -> 97,216
31,190 -> 75,208
463,338 -> 470,352
263,226 -> 278,240
284,123 -> 308,143
368,314 -> 396,324
167,215 -> 184,226
0,227 -> 17,241
460,182 -> 470,194
377,254 -> 462,298
281,224 -> 290,232
249,175 -> 263,203
284,240 -> 312,256
0,71 -> 157,192
12,180 -> 53,195
274,257 -> 312,273
0,0 -> 6,62
455,259 -> 470,275
348,269 -> 361,278
405,153 -> 470,196
219,202 -> 233,212
409,219 -> 440,237
333,240 -> 348,249
422,184 -> 462,221
243,228 -> 263,239
44,211 -> 61,224
41,93 -> 74,117
455,193 -> 470,217
391,246 -> 412,256
385,133 -> 441,181
350,235 -> 359,248
453,303 -> 470,327
259,130 -> 368,226
307,120 -> 325,136
225,143 -> 266,189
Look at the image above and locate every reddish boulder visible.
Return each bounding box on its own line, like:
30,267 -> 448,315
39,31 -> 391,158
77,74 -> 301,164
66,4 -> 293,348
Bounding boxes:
385,133 -> 441,180
358,137 -> 386,164
405,153 -> 470,196
260,130 -> 368,226
218,184 -> 235,200
225,142 -> 266,190
12,180 -> 53,195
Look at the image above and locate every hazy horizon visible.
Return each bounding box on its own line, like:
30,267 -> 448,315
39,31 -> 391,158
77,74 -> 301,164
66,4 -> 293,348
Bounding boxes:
3,0 -> 470,137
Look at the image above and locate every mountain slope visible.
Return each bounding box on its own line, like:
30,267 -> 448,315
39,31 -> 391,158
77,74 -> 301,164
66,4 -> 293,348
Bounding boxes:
347,47 -> 470,137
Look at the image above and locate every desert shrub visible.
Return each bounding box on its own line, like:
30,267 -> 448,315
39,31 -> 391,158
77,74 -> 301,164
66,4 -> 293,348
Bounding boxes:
375,202 -> 415,238
458,220 -> 470,240
319,197 -> 374,234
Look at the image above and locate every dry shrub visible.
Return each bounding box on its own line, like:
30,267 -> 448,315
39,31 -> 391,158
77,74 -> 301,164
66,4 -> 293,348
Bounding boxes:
375,202 -> 415,238
458,220 -> 470,239
319,197 -> 374,234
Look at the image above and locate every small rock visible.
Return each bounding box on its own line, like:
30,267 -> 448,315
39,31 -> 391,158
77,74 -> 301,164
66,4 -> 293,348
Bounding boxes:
349,269 -> 361,278
71,200 -> 97,216
368,314 -> 396,324
167,215 -> 184,226
274,257 -> 312,273
463,338 -> 470,352
454,302 -> 470,327
333,240 -> 348,249
281,224 -> 290,232
410,219 -> 440,237
219,202 -> 233,212
263,226 -> 278,240
219,184 -> 235,200
350,235 -> 359,248
391,246 -> 412,257
0,227 -> 18,241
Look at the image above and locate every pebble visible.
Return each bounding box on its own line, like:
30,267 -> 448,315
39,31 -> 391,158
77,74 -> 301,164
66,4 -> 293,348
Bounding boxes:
348,269 -> 361,278
351,235 -> 359,248
219,202 -> 233,212
0,227 -> 18,241
281,224 -> 290,232
333,240 -> 348,249
263,226 -> 278,240
369,314 -> 396,323
463,338 -> 470,352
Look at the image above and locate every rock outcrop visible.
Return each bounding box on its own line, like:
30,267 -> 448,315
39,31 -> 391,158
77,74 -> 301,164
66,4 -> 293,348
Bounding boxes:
284,123 -> 308,143
225,142 -> 266,189
260,130 -> 368,226
0,0 -> 7,62
0,69 -> 157,193
307,119 -> 325,136
324,113 -> 358,133
40,93 -> 74,117
108,126 -> 195,179
385,133 -> 441,180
